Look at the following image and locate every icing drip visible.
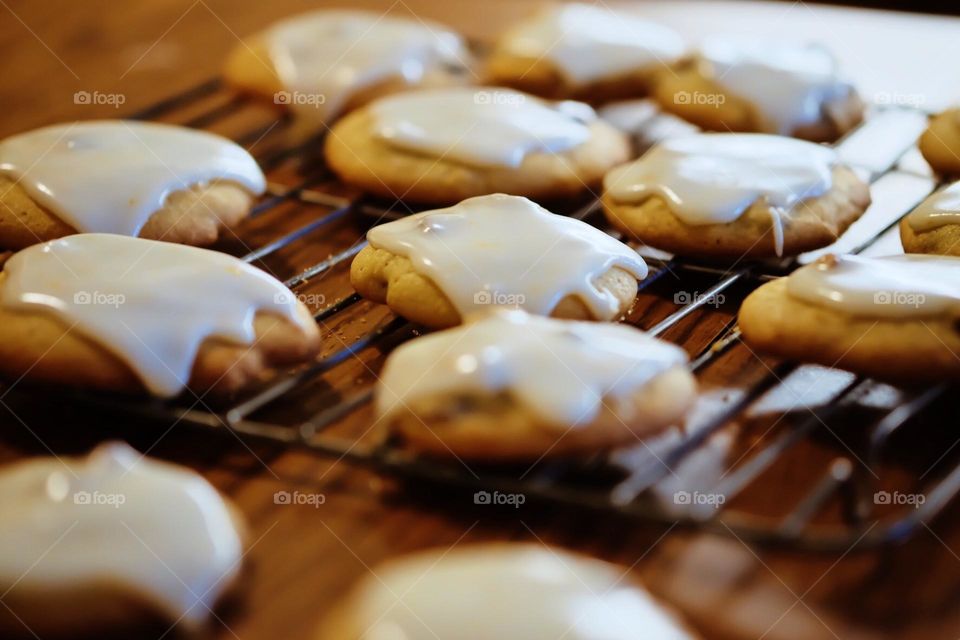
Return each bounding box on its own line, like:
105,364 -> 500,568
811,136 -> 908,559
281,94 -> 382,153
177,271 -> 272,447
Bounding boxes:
0,120 -> 266,237
346,545 -> 695,640
369,88 -> 596,168
604,133 -> 835,256
376,310 -> 688,427
698,38 -> 854,135
0,234 -> 314,397
500,3 -> 685,86
907,182 -> 960,232
266,10 -> 468,122
787,254 -> 960,318
367,194 -> 648,320
0,442 -> 243,626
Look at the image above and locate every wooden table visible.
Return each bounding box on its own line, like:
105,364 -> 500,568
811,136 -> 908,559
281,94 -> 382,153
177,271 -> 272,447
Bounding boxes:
1,1 -> 960,639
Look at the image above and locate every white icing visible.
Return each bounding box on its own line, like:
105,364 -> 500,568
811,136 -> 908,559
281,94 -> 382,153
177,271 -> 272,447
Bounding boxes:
266,10 -> 468,122
0,442 -> 243,626
499,4 -> 685,86
346,545 -> 695,640
603,133 -> 836,256
907,182 -> 960,232
787,254 -> 960,318
376,310 -> 688,427
367,194 -> 647,320
0,233 -> 314,397
0,120 -> 266,237
369,87 -> 596,168
698,37 -> 854,135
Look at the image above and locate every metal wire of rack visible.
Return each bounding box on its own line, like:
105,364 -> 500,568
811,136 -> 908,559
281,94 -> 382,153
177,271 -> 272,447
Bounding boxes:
15,76 -> 959,553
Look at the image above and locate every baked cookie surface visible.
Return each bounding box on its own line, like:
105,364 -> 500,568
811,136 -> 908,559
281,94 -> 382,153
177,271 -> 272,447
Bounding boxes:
0,120 -> 266,250
602,133 -> 871,259
319,544 -> 699,639
325,87 -> 631,203
0,234 -> 320,398
484,3 -> 686,102
900,182 -> 960,257
653,38 -> 863,142
0,442 -> 245,637
224,9 -> 470,124
919,109 -> 960,177
351,194 -> 647,328
739,254 -> 960,384
375,310 -> 696,461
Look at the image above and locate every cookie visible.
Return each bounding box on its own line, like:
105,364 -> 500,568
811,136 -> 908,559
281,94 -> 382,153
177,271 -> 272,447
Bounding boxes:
0,120 -> 266,250
319,543 -> 699,639
919,109 -> 960,177
484,3 -> 686,103
351,194 -> 647,328
325,87 -> 631,204
900,181 -> 960,257
224,10 -> 470,125
602,133 -> 871,259
0,234 -> 320,398
653,38 -> 864,142
375,310 -> 696,461
739,254 -> 960,384
0,442 -> 245,637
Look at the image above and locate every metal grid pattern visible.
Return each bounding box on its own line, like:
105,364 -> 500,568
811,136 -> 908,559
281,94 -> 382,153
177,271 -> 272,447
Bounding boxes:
20,76 -> 959,552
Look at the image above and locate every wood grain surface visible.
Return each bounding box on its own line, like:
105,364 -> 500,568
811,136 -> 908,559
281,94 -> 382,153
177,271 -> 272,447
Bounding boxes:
1,1 -> 959,639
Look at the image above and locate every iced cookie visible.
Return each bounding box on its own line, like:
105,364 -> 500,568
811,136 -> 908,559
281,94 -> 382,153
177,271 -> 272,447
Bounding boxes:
224,10 -> 470,125
325,87 -> 631,203
653,38 -> 863,142
0,234 -> 320,398
485,3 -> 686,103
739,254 -> 960,383
0,442 -> 245,636
0,120 -> 266,251
375,310 -> 696,461
602,133 -> 871,259
919,108 -> 960,177
900,182 -> 960,257
351,194 -> 647,328
318,544 -> 698,639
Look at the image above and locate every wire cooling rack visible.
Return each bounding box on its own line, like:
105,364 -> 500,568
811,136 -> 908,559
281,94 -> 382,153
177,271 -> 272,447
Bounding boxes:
10,75 -> 958,552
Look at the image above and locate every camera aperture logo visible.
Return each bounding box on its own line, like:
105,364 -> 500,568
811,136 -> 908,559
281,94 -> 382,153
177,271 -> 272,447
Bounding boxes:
73,290 -> 125,308
673,490 -> 725,508
274,490 -> 326,508
474,490 -> 526,509
274,91 -> 326,107
73,490 -> 126,508
74,90 -> 126,108
874,490 -> 924,509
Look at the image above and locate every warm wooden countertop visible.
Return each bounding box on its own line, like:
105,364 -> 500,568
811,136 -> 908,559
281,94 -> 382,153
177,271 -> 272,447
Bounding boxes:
1,1 -> 959,639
